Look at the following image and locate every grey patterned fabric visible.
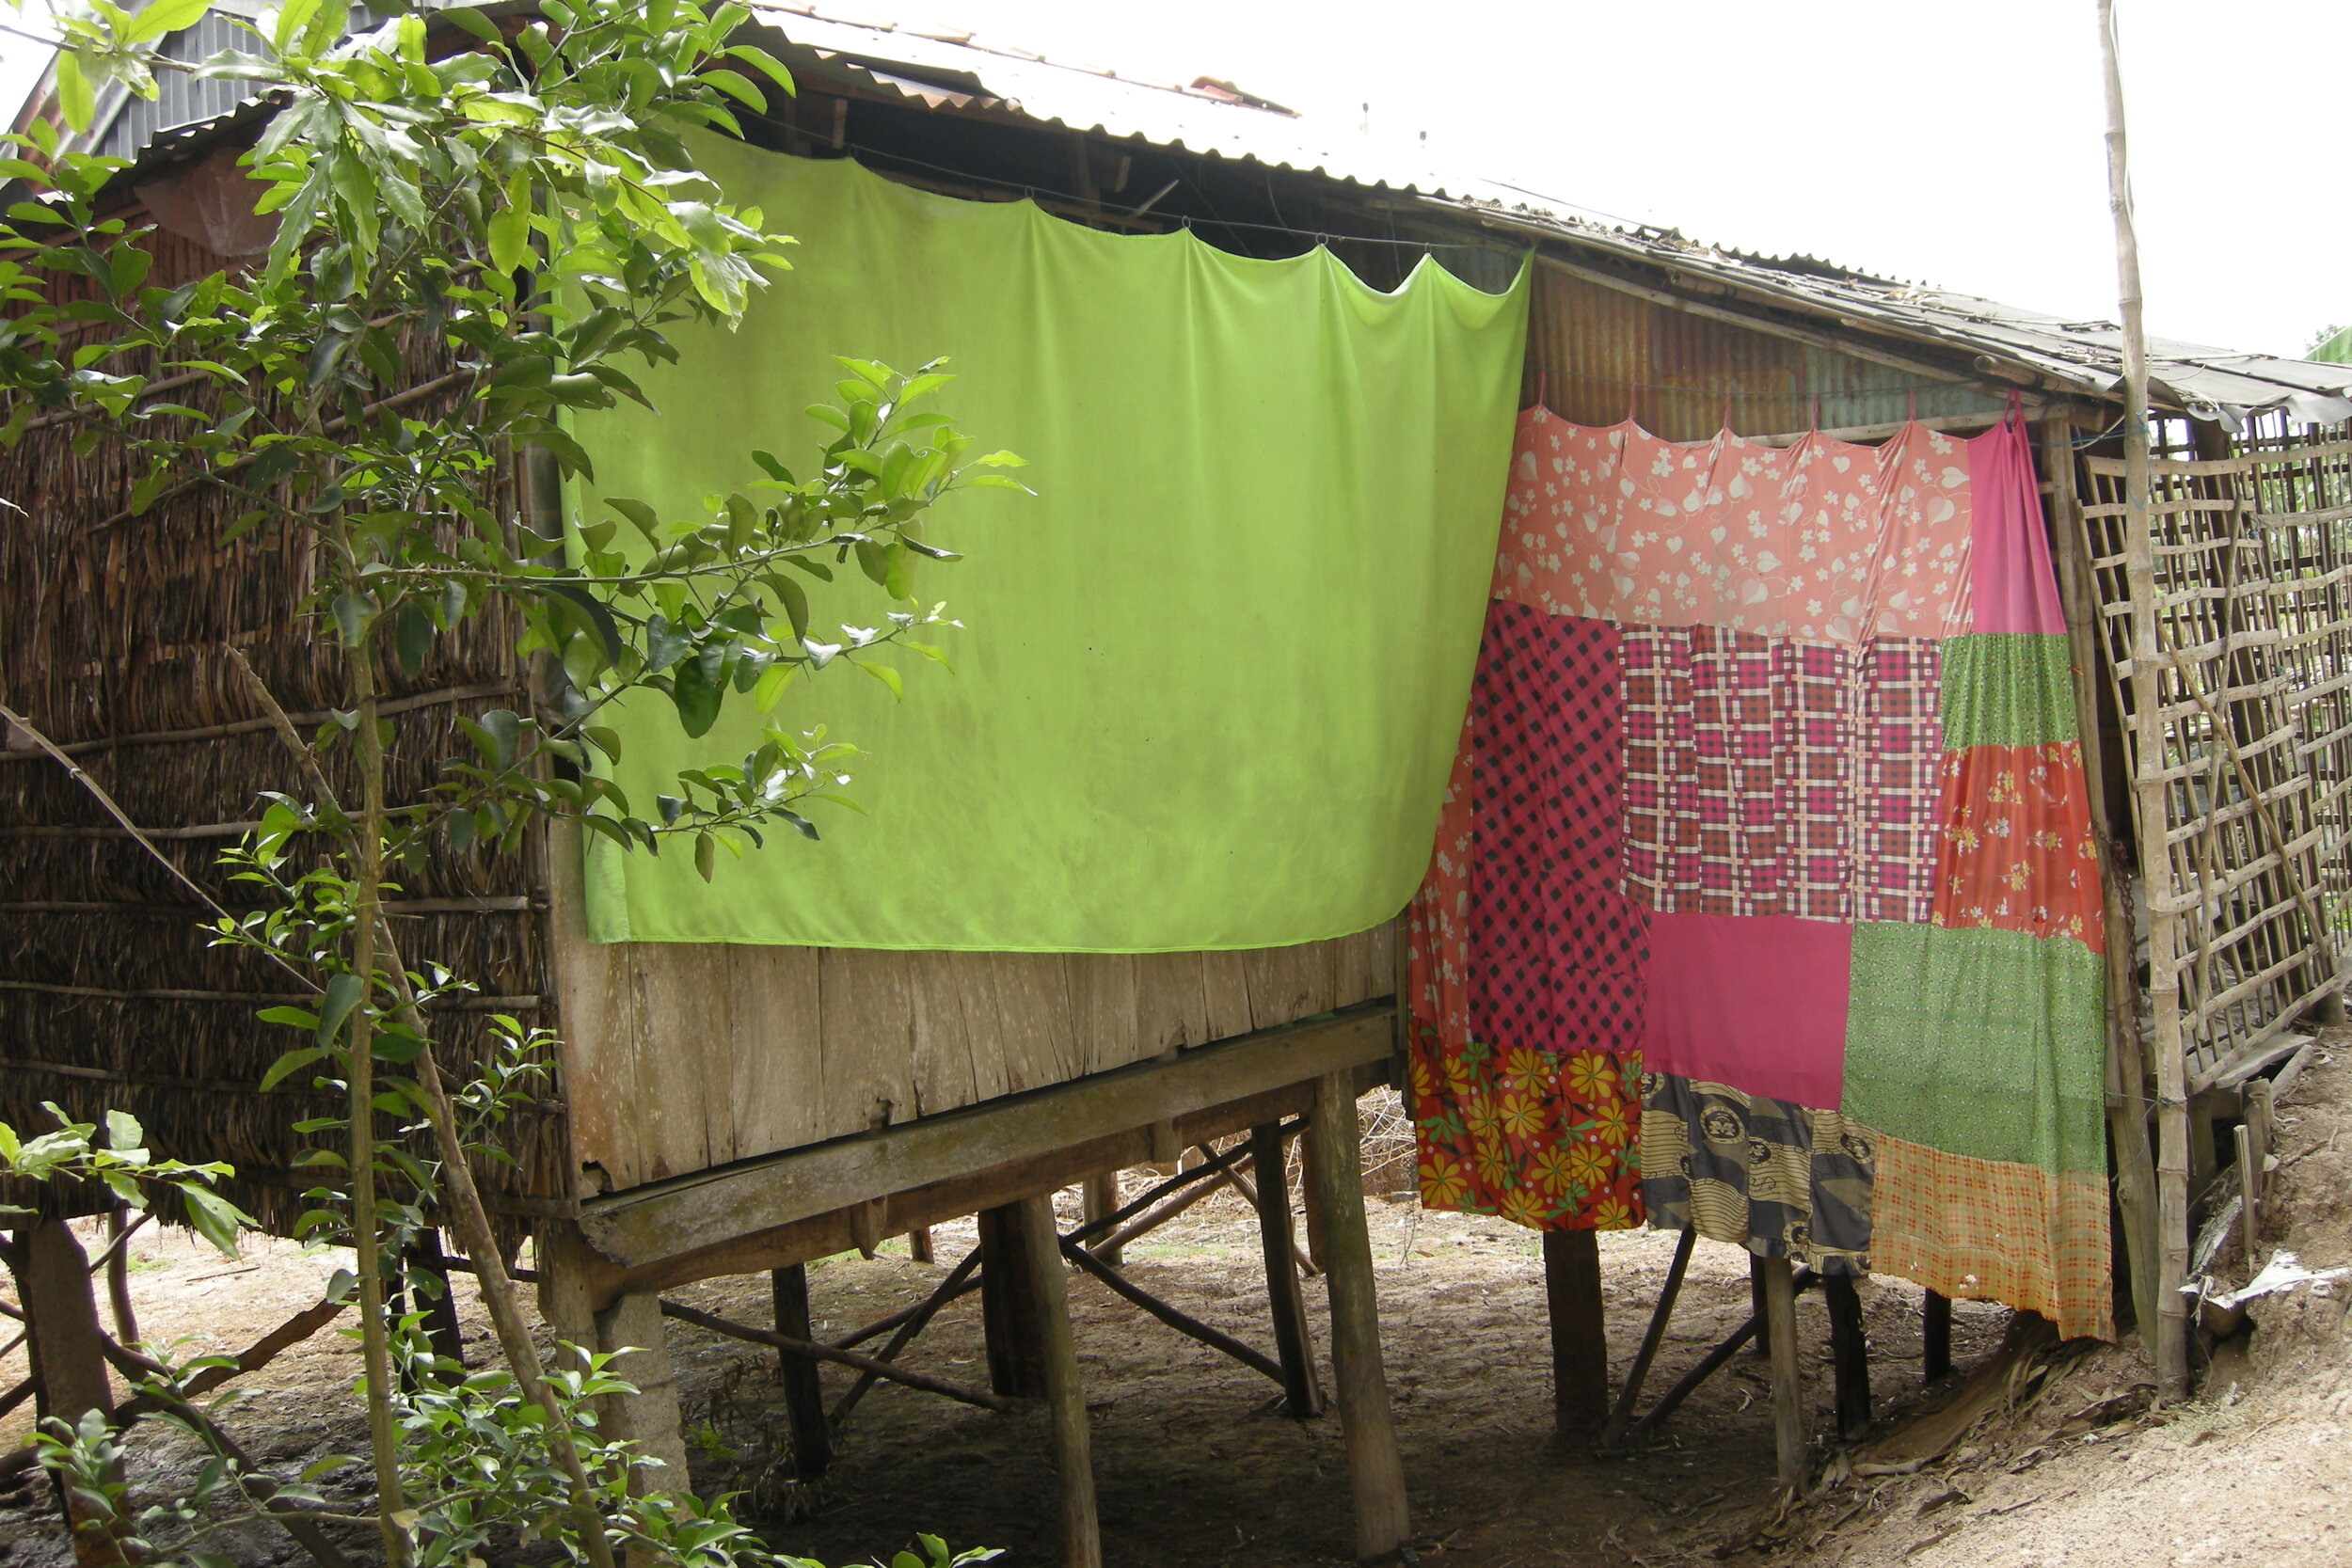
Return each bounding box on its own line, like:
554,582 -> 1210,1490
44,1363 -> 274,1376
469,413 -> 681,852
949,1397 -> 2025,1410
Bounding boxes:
1638,1070 -> 1875,1275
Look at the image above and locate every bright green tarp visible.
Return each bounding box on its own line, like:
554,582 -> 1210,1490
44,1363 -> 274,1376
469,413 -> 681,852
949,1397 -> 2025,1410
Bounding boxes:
572,140 -> 1530,950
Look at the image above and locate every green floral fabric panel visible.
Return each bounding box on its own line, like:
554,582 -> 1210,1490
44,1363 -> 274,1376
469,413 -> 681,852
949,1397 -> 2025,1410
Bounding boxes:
1939,633 -> 2078,750
1839,922 -> 2105,1174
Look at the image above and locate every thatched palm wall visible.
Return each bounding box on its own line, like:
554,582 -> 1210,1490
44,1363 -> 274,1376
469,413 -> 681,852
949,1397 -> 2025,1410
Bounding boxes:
0,206 -> 567,1239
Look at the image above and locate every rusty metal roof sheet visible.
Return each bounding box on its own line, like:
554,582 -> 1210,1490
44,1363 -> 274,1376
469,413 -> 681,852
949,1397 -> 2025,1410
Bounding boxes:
36,0 -> 2352,425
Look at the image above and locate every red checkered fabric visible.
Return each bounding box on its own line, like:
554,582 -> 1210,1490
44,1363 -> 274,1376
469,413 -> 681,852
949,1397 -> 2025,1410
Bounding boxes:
1622,629 -> 1939,922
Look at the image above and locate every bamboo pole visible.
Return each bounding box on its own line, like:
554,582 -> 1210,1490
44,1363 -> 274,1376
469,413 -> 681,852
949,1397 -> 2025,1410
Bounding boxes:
2098,0 -> 2190,1401
2044,416 -> 2164,1339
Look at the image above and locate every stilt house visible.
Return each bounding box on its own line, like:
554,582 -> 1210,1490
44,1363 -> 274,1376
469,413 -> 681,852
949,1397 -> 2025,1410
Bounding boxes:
8,3 -> 2352,1555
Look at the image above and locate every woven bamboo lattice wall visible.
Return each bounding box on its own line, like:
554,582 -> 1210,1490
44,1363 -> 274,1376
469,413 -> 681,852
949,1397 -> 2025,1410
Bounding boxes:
2078,427 -> 2352,1095
0,218 -> 565,1240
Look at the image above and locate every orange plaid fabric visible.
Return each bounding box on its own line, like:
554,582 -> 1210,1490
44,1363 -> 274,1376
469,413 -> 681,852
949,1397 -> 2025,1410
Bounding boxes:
1869,1132 -> 2112,1341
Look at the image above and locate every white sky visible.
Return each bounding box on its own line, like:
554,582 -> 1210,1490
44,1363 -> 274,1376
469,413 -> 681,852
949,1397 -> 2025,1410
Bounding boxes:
2,0 -> 2342,356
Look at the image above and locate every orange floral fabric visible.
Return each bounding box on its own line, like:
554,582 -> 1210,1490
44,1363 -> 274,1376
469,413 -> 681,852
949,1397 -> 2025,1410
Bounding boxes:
1929,741 -> 2103,954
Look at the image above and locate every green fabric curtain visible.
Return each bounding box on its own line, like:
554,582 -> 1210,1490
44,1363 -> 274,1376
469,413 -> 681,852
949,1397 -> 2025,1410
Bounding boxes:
572,139 -> 1530,950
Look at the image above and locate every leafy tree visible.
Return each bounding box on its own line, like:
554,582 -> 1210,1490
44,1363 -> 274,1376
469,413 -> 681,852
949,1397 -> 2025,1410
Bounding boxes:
0,0 -> 1019,1561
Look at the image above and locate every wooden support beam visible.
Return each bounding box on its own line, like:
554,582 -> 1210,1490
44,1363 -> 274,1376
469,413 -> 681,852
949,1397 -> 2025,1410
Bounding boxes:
1758,1255 -> 1806,1491
596,1291 -> 690,1493
1249,1122 -> 1326,1418
103,1211 -> 138,1351
1822,1275 -> 1871,1441
406,1228 -> 467,1370
1311,1072 -> 1411,1560
1082,1173 -> 1123,1268
1018,1193 -> 1102,1568
1297,1129 -> 1330,1274
1921,1291 -> 1953,1384
20,1221 -> 113,1426
567,1068 -> 1385,1307
771,1265 -> 830,1480
1061,1241 -> 1285,1384
1626,1270 -> 1819,1447
1597,1227 -> 1692,1449
580,1005 -> 1397,1269
1543,1229 -> 1608,1434
978,1203 -> 1049,1400
660,1296 -> 1013,1413
832,1247 -> 983,1428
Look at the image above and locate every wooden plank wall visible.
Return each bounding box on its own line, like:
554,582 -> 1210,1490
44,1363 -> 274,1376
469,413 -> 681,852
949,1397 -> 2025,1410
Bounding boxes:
550,839 -> 1396,1194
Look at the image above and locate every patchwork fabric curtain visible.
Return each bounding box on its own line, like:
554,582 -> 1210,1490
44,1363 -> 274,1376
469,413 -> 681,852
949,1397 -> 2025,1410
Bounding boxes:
570,138 -> 1529,952
1406,408 -> 2111,1341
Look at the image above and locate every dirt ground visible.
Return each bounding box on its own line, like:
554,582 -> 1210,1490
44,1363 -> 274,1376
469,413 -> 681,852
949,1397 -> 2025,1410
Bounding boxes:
7,1060 -> 2352,1567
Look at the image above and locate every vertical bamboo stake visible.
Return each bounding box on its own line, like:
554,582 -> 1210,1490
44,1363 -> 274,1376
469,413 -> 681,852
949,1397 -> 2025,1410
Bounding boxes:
2044,416 -> 2163,1340
2098,0 -> 2189,1401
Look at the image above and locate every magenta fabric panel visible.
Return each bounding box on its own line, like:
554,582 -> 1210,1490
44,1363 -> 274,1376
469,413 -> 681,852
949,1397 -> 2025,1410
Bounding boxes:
1966,418 -> 2067,635
1465,602 -> 1648,1056
1640,910 -> 1853,1106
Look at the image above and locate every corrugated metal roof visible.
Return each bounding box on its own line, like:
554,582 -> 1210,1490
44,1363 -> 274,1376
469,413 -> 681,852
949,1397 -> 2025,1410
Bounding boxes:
1432,201 -> 2352,428
736,2 -> 1522,203
38,0 -> 2352,425
739,4 -> 2352,428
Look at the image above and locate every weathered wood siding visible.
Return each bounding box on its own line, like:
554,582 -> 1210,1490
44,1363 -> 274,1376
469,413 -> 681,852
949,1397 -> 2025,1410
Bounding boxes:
550,832 -> 1395,1193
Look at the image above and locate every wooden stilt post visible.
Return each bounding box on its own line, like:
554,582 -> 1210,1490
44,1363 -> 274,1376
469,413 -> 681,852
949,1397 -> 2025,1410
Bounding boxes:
978,1202 -> 1048,1399
19,1220 -> 120,1562
596,1291 -> 691,1493
771,1265 -> 831,1480
1297,1130 -> 1331,1274
21,1221 -> 112,1426
1311,1072 -> 1411,1560
1757,1255 -> 1806,1491
536,1222 -> 690,1510
1821,1275 -> 1870,1441
1922,1291 -> 1953,1384
1544,1229 -> 1609,1435
103,1210 -> 137,1350
1249,1122 -> 1326,1418
1015,1193 -> 1101,1568
408,1228 -> 467,1369
1082,1173 -> 1123,1268
908,1227 -> 935,1264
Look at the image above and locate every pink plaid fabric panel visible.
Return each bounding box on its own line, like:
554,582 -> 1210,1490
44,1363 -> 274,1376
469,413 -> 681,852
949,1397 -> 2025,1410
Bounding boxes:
1854,639 -> 1942,923
1620,629 -> 1939,923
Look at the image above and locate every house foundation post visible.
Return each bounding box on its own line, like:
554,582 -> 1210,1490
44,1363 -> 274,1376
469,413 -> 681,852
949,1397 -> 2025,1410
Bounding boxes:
1311,1072 -> 1411,1560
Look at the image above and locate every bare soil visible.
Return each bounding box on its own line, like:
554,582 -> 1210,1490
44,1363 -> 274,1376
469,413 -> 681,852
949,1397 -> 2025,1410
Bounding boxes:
7,1060 -> 2352,1568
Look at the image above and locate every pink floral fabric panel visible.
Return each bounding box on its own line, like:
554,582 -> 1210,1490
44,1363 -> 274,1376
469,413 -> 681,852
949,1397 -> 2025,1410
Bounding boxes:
1496,410 -> 1974,643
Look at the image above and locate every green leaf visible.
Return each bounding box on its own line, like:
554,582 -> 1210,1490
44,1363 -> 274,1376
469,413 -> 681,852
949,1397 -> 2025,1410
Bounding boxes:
316,971 -> 365,1047
724,42 -> 797,94
331,592 -> 372,647
104,1109 -> 143,1153
55,55 -> 93,134
583,725 -> 622,763
259,1047 -> 327,1093
256,1006 -> 321,1030
694,832 -> 716,882
671,649 -> 723,737
856,659 -> 904,700
486,204 -> 532,277
751,660 -> 796,713
392,599 -> 433,677
123,0 -> 213,45
274,0 -> 323,50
